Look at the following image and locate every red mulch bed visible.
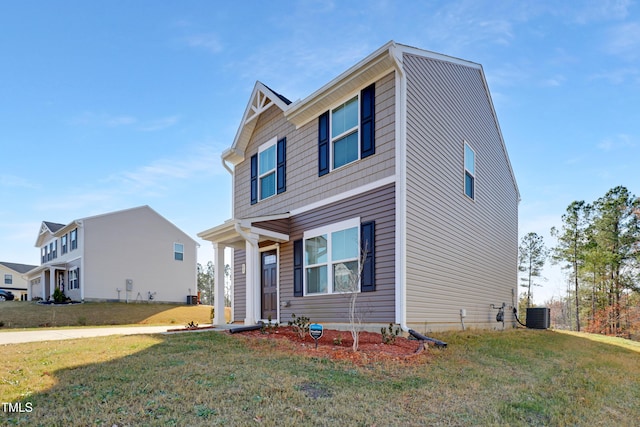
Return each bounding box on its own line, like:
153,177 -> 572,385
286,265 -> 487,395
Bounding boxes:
228,326 -> 430,365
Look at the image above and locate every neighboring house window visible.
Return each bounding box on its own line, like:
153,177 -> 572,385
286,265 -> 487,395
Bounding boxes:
70,229 -> 78,250
302,218 -> 361,295
174,243 -> 184,261
464,142 -> 475,200
41,247 -> 47,264
61,234 -> 68,254
4,274 -> 12,285
52,240 -> 57,259
318,83 -> 375,176
250,137 -> 287,204
69,269 -> 79,289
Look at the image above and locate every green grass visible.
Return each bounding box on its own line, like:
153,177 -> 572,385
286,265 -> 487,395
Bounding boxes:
1,329 -> 639,426
0,301 -> 215,329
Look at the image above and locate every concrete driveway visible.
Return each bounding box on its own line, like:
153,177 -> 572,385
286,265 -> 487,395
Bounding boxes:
0,326 -> 174,345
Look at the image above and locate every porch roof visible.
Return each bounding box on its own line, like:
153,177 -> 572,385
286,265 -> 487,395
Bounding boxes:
197,214 -> 290,249
24,263 -> 67,278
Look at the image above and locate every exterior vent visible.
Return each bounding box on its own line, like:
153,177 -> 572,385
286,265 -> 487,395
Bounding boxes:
526,307 -> 551,329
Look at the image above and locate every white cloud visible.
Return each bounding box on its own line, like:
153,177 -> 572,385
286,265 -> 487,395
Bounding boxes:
71,112 -> 138,127
184,33 -> 223,53
597,134 -> 636,151
604,22 -> 640,60
137,115 -> 181,132
0,174 -> 39,189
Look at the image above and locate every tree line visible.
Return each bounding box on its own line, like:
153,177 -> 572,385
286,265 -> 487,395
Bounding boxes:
519,186 -> 639,338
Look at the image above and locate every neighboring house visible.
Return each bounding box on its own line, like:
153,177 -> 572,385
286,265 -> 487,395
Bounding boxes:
0,262 -> 37,300
27,206 -> 198,303
198,41 -> 520,331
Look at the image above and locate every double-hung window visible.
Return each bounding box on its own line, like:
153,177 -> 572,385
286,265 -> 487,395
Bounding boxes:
331,97 -> 359,169
304,218 -> 360,295
174,243 -> 184,261
61,234 -> 68,255
258,140 -> 277,200
318,83 -> 375,176
69,269 -> 79,289
464,142 -> 475,200
250,136 -> 287,205
70,229 -> 78,250
4,274 -> 12,285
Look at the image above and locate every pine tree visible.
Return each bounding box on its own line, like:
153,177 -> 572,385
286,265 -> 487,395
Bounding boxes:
518,232 -> 549,309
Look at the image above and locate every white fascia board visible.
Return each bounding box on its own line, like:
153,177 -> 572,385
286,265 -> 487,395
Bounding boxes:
285,41 -> 399,128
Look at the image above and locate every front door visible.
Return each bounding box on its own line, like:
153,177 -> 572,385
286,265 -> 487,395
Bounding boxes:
261,250 -> 277,320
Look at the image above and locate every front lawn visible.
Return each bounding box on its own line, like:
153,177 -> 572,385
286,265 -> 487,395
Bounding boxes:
0,301 -> 217,329
2,329 -> 639,425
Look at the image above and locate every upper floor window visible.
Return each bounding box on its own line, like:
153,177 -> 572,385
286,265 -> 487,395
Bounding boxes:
318,83 -> 375,176
250,137 -> 287,205
331,97 -> 359,169
41,247 -> 47,264
464,142 -> 475,200
4,274 -> 12,285
61,234 -> 68,254
70,229 -> 78,250
258,141 -> 277,200
174,243 -> 184,261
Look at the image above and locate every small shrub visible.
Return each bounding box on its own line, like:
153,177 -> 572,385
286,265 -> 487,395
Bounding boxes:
381,323 -> 401,345
333,334 -> 343,346
261,315 -> 279,334
53,287 -> 66,304
186,321 -> 199,329
288,313 -> 310,339
77,316 -> 87,326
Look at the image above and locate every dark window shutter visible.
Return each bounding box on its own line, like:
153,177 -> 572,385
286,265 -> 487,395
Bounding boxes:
277,137 -> 286,194
293,239 -> 303,297
318,111 -> 330,176
250,154 -> 258,205
360,83 -> 375,158
360,221 -> 375,292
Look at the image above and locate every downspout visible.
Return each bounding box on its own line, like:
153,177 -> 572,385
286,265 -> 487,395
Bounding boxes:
390,43 -> 410,334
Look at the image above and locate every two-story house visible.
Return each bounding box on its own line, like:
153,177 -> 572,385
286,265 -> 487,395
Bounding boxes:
198,41 -> 520,331
27,205 -> 198,303
0,262 -> 37,300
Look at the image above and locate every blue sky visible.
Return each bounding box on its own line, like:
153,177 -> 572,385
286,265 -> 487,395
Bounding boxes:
1,1 -> 638,304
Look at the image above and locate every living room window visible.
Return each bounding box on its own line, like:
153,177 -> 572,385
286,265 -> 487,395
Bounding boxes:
69,269 -> 79,289
303,218 -> 360,295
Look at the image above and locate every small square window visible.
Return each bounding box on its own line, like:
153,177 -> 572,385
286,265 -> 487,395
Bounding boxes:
174,243 -> 184,261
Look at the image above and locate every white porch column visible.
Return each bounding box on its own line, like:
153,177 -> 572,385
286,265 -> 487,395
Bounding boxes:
49,267 -> 55,299
244,233 -> 259,325
212,243 -> 227,326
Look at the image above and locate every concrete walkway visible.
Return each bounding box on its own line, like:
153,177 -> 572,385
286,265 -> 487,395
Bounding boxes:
0,325 -> 177,345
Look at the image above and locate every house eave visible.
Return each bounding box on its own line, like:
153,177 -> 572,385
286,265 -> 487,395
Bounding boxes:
285,41 -> 400,128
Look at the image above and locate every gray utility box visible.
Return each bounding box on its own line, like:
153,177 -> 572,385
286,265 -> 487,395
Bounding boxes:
526,307 -> 551,329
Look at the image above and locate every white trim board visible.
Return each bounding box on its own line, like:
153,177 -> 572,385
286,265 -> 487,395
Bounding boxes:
289,175 -> 395,216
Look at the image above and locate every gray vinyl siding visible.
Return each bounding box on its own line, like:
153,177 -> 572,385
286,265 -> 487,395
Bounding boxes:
280,184 -> 396,324
234,72 -> 396,219
232,184 -> 395,324
233,249 -> 246,322
403,53 -> 519,330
